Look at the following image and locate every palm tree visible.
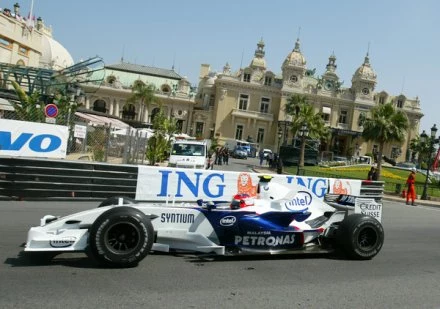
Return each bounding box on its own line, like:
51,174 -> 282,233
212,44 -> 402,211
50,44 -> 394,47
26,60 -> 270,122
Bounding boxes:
362,102 -> 409,179
10,81 -> 82,125
409,136 -> 428,166
146,106 -> 177,165
285,94 -> 329,169
10,81 -> 45,122
127,80 -> 158,124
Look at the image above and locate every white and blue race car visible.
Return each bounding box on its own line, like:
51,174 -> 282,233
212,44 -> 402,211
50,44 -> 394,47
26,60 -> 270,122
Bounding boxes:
24,176 -> 384,267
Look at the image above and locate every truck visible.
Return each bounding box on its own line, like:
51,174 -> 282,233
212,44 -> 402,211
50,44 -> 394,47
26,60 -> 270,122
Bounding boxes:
168,139 -> 211,169
279,138 -> 319,166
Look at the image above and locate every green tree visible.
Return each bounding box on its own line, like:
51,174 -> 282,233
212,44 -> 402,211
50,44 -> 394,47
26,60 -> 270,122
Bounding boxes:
10,81 -> 81,125
146,107 -> 177,165
409,135 -> 429,166
10,81 -> 45,122
362,102 -> 409,179
285,94 -> 329,169
127,80 -> 158,123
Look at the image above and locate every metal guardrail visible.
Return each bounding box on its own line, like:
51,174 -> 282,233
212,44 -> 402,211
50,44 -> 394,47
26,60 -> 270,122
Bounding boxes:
324,180 -> 385,205
0,157 -> 385,202
0,157 -> 137,199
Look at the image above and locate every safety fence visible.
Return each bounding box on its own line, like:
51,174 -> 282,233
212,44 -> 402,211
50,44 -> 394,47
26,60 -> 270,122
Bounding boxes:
0,157 -> 137,199
1,109 -> 150,165
0,157 -> 386,202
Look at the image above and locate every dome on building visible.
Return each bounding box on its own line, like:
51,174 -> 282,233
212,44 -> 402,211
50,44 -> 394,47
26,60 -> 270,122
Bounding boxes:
40,35 -> 74,71
250,57 -> 266,68
285,39 -> 306,68
353,53 -> 376,81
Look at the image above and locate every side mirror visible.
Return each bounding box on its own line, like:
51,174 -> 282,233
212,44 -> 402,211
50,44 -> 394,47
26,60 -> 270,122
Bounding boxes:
206,201 -> 216,211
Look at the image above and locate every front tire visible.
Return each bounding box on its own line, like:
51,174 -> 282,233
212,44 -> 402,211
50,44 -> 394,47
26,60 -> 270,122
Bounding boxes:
338,214 -> 384,260
87,206 -> 154,267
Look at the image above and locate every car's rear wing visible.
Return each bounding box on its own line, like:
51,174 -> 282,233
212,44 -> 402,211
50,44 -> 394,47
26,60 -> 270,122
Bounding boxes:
325,194 -> 383,222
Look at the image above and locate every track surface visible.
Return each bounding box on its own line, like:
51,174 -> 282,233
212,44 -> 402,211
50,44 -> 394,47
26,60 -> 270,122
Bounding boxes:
2,159 -> 440,308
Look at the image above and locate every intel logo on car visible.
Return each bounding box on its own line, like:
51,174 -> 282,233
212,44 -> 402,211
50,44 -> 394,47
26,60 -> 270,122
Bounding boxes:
49,236 -> 77,248
220,216 -> 236,226
283,191 -> 312,211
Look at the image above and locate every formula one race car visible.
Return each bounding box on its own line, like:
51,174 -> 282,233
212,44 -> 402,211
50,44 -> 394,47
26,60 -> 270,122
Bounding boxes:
24,176 -> 384,267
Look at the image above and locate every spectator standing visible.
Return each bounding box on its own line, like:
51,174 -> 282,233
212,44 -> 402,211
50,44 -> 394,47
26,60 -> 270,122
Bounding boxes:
406,167 -> 417,206
217,147 -> 223,165
367,166 -> 378,181
259,150 -> 264,166
223,148 -> 229,165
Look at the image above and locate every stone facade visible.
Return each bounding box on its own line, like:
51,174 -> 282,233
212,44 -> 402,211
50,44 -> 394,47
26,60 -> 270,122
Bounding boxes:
81,62 -> 197,132
194,39 -> 423,161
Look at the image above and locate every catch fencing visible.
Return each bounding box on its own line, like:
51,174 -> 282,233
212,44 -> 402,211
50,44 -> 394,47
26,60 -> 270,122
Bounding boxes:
1,109 -> 151,164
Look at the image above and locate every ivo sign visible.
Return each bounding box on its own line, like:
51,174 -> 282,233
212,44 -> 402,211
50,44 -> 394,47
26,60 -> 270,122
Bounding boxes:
0,119 -> 68,158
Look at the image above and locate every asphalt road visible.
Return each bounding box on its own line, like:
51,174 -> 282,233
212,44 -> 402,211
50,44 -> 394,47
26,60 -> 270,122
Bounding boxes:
1,159 -> 440,308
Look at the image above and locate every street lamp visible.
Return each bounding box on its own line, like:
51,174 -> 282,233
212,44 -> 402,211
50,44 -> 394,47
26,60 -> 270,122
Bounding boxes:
420,124 -> 439,200
278,118 -> 292,146
277,128 -> 282,154
297,122 -> 309,175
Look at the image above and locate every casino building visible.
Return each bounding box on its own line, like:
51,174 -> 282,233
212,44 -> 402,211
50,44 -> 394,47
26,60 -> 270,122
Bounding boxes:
0,4 -> 423,161
0,3 -> 74,117
194,38 -> 423,161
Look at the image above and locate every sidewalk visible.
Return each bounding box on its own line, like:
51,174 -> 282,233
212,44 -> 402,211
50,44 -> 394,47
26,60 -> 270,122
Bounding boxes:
382,194 -> 440,207
251,164 -> 440,208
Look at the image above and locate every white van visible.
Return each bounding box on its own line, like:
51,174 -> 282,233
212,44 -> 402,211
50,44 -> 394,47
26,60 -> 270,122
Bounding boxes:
168,140 -> 210,169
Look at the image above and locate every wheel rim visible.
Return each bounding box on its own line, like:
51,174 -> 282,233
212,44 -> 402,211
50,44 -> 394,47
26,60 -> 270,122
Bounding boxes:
357,226 -> 378,251
105,222 -> 140,255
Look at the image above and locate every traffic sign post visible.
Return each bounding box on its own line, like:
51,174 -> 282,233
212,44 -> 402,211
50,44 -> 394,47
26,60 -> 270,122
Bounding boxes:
45,104 -> 59,118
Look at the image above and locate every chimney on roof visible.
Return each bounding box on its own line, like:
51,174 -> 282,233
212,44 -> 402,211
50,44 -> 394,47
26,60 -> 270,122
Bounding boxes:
199,64 -> 210,80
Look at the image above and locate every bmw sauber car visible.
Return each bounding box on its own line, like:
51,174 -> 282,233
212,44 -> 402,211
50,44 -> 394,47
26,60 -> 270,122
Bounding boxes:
24,176 -> 384,267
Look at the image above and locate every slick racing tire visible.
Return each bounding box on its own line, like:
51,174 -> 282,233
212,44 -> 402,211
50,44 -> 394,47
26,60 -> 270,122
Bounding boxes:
98,196 -> 137,208
338,214 -> 384,260
87,206 -> 154,268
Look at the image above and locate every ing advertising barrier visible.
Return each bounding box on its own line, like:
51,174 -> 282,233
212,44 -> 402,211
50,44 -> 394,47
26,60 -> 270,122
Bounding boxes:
136,166 -> 363,201
0,119 -> 68,159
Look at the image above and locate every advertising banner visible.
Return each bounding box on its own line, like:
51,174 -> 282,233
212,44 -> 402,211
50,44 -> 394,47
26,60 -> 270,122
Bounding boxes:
328,178 -> 362,196
136,166 -> 331,201
355,198 -> 383,222
0,119 -> 68,159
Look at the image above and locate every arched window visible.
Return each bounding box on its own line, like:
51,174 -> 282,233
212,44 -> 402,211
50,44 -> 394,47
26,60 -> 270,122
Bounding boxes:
93,99 -> 107,113
16,59 -> 25,66
132,79 -> 145,88
150,107 -> 161,123
106,75 -> 116,84
122,104 -> 136,120
161,85 -> 171,93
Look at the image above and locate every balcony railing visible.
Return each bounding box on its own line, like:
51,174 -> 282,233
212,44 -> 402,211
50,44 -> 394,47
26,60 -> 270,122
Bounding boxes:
232,108 -> 274,122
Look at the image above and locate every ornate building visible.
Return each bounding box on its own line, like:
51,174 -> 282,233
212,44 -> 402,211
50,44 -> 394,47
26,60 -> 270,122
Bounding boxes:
194,38 -> 423,161
81,62 -> 197,131
0,3 -> 74,118
0,3 -> 423,162
0,4 -> 73,70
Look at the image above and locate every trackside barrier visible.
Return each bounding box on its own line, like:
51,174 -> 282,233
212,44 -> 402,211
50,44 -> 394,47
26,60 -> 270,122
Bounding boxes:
325,180 -> 385,204
0,157 -> 137,199
0,157 -> 384,202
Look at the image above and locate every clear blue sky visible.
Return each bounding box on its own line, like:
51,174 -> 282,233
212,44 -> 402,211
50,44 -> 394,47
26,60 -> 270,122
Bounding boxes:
3,0 -> 438,134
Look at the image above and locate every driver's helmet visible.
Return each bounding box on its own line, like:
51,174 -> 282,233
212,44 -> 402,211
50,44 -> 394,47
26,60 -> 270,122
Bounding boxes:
230,193 -> 254,209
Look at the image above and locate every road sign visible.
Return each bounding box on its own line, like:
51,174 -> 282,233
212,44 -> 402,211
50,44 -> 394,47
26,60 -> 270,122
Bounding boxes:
45,104 -> 59,118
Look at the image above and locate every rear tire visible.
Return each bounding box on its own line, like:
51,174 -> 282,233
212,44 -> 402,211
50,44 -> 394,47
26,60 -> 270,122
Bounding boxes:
338,214 -> 384,260
87,206 -> 154,267
98,196 -> 137,208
